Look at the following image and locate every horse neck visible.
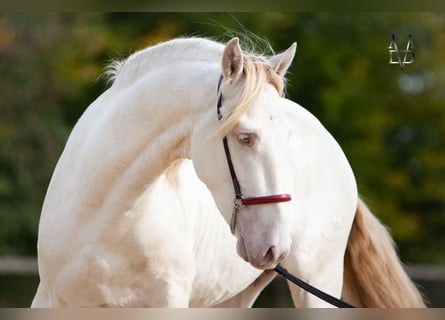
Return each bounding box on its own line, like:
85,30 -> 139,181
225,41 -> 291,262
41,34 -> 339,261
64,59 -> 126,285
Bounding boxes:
281,99 -> 358,303
50,63 -> 220,221
107,65 -> 219,196
284,100 -> 357,209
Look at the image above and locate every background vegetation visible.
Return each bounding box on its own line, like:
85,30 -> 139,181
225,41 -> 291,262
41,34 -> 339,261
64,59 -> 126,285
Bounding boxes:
0,13 -> 444,305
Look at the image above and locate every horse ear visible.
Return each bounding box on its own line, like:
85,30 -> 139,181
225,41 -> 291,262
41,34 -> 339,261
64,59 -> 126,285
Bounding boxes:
269,42 -> 297,77
222,37 -> 243,83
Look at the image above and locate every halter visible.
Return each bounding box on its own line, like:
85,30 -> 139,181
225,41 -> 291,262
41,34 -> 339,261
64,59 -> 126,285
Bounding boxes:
216,75 -> 292,234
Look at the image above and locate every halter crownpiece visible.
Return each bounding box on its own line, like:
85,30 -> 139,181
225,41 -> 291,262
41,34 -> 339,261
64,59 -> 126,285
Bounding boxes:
216,75 -> 292,234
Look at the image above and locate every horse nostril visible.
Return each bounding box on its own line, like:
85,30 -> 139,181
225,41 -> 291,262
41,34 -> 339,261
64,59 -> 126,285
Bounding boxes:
264,245 -> 288,266
264,245 -> 278,264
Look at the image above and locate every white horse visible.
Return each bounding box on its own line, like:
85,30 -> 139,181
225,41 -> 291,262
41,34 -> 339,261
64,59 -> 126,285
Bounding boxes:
32,37 -> 425,307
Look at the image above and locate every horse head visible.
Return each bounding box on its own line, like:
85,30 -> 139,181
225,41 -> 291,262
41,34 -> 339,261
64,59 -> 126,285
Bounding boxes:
192,38 -> 297,270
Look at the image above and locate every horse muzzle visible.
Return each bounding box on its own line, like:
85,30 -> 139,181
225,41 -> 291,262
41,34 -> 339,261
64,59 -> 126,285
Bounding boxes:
237,235 -> 290,270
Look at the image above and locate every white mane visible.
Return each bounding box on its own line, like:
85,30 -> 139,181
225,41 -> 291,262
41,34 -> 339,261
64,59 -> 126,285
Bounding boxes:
105,37 -> 225,88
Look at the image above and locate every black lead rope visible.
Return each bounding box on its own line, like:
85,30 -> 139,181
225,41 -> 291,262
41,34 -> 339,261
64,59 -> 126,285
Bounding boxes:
274,264 -> 355,308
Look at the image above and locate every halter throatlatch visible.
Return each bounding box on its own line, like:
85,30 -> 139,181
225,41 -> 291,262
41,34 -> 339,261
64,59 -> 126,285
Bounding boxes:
216,75 -> 292,234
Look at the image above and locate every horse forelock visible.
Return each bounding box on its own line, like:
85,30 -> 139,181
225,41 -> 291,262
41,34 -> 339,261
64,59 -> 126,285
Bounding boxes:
213,54 -> 285,140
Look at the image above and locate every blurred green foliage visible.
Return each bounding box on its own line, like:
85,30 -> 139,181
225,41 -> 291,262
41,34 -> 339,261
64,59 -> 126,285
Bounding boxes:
0,13 -> 444,265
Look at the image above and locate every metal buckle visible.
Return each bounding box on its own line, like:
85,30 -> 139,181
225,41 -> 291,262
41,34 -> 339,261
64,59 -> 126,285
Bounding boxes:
230,198 -> 244,234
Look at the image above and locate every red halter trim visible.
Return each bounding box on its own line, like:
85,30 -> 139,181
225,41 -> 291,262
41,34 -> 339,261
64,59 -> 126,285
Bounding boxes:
241,194 -> 292,206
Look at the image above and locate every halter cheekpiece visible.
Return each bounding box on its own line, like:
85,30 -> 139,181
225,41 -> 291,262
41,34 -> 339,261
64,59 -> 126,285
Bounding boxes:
216,75 -> 292,234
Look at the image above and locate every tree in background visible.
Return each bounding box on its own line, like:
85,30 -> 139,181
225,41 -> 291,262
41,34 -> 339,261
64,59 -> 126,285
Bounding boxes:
0,13 -> 444,266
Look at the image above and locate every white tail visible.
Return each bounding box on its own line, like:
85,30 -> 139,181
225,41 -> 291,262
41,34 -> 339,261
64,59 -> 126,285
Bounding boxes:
342,197 -> 426,307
